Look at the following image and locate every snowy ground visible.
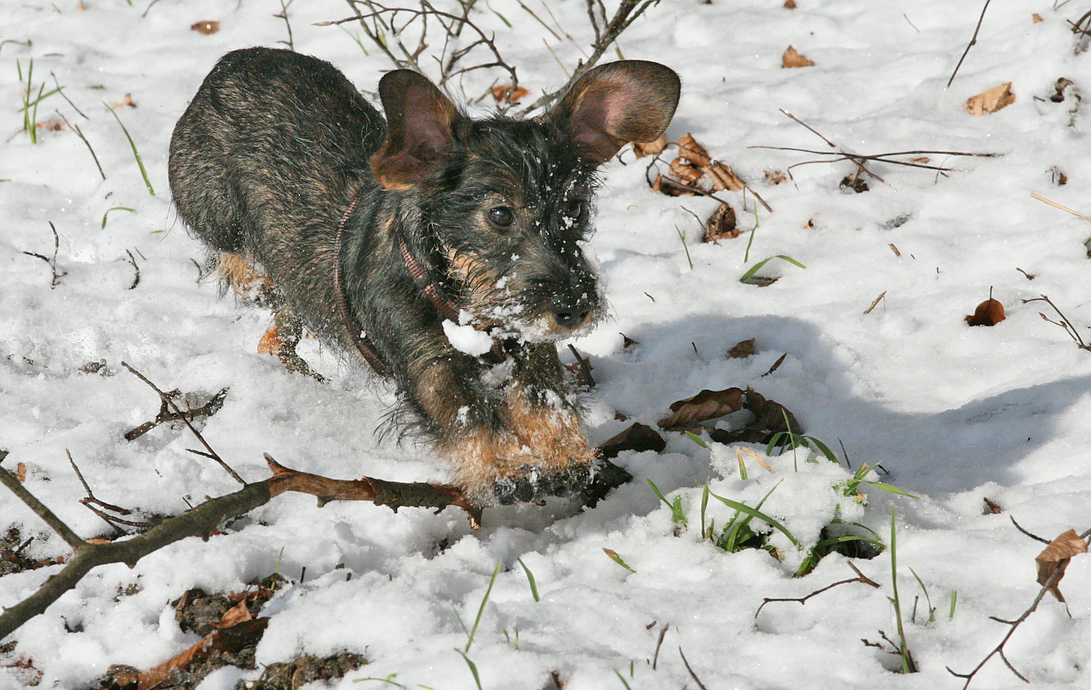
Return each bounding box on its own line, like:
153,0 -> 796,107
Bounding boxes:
2,0 -> 1091,688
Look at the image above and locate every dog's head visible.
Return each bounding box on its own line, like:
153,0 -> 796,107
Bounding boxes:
370,61 -> 680,343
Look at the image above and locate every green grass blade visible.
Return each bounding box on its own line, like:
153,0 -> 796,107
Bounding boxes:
614,669 -> 633,690
101,206 -> 136,229
603,548 -> 636,573
863,481 -> 919,499
103,102 -> 155,195
516,557 -> 540,603
456,651 -> 483,690
708,486 -> 801,549
464,561 -> 501,652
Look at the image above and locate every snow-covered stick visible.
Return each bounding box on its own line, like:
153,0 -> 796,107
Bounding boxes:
0,451 -> 479,642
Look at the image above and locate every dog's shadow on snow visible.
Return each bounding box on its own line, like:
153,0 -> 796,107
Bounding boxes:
581,312 -> 1091,499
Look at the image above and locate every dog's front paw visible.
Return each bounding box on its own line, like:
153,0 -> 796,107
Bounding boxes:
492,463 -> 594,505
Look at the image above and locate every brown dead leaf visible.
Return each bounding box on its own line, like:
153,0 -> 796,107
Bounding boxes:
219,598 -> 253,627
652,173 -> 695,197
728,338 -> 755,358
14,462 -> 26,483
704,162 -> 746,192
668,158 -> 703,186
191,20 -> 220,34
632,136 -> 667,158
982,497 -> 1002,514
1035,529 -> 1088,602
784,0 -> 797,8
764,169 -> 788,185
707,388 -> 802,445
658,388 -> 745,430
139,618 -> 269,689
112,93 -> 135,109
677,133 -> 711,167
966,82 -> 1015,115
258,324 -> 282,356
36,118 -> 65,132
704,203 -> 739,242
598,423 -> 667,460
965,293 -> 1005,326
782,45 -> 815,68
491,84 -> 528,103
1032,13 -> 1043,23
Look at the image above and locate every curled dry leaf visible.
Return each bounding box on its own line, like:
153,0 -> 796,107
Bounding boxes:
677,133 -> 711,167
191,20 -> 220,34
966,82 -> 1015,115
782,45 -> 815,68
784,0 -> 797,8
491,84 -> 528,103
1032,13 -> 1043,23
704,162 -> 746,192
669,158 -> 703,185
598,422 -> 667,460
658,388 -> 745,430
704,203 -> 739,242
965,296 -> 1005,326
728,338 -> 756,358
632,135 -> 667,158
1035,528 -> 1088,602
652,173 -> 694,197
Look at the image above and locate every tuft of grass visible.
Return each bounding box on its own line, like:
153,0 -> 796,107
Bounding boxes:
647,479 -> 687,529
103,102 -> 154,195
889,506 -> 919,673
18,59 -> 60,144
740,254 -> 805,284
766,410 -> 835,470
909,567 -> 937,625
948,590 -> 958,620
837,462 -> 919,499
708,482 -> 801,553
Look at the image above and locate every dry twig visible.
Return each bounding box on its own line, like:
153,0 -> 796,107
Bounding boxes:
947,527 -> 1091,688
1022,295 -> 1091,351
22,222 -> 66,288
750,110 -> 996,185
755,561 -> 880,619
947,0 -> 994,89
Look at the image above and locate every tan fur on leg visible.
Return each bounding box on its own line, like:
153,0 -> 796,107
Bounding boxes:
442,385 -> 597,501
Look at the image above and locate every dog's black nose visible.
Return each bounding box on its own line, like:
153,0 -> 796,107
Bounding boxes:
551,299 -> 592,330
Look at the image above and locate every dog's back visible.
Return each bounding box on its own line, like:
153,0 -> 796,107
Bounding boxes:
169,47 -> 385,343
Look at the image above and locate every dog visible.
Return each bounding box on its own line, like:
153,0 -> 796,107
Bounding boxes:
168,47 -> 680,505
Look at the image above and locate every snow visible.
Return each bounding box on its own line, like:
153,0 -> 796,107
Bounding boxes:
2,0 -> 1091,688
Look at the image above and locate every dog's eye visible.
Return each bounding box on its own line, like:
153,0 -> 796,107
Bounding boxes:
564,199 -> 587,220
487,206 -> 514,229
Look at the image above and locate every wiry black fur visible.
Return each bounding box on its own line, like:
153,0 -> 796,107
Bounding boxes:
169,47 -> 679,505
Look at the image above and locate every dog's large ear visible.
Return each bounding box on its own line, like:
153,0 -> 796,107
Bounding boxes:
548,60 -> 680,164
371,70 -> 464,189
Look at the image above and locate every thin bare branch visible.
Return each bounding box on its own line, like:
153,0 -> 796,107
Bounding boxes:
947,0 -> 994,89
